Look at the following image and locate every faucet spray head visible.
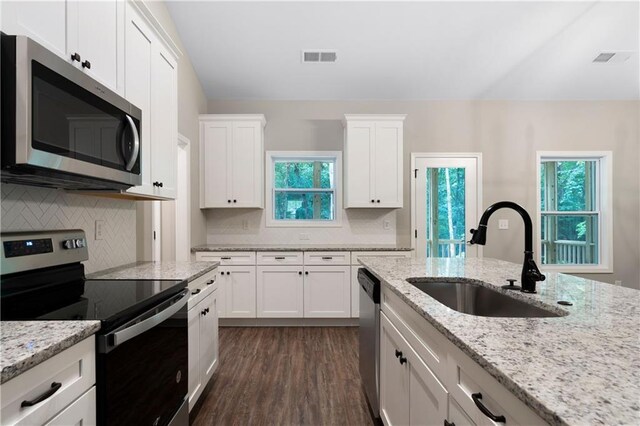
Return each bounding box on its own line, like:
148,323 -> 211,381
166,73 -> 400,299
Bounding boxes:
468,224 -> 487,245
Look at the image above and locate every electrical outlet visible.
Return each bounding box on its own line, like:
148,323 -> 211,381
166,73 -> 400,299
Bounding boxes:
95,220 -> 105,240
383,219 -> 391,230
614,280 -> 622,286
299,233 -> 310,240
498,219 -> 509,230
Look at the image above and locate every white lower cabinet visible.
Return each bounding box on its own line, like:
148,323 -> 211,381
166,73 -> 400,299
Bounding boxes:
0,336 -> 96,426
380,312 -> 448,426
218,266 -> 257,318
380,285 -> 548,426
303,265 -> 351,318
257,266 -> 304,317
187,286 -> 219,412
44,387 -> 96,426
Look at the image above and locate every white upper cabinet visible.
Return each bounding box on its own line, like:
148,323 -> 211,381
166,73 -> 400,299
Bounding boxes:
2,0 -> 124,94
343,115 -> 405,208
200,115 -> 266,209
124,3 -> 178,200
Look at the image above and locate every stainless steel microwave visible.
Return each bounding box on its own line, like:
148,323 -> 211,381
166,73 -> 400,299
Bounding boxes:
1,34 -> 142,190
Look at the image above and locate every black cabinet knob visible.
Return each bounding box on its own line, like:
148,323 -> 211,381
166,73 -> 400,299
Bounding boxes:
395,349 -> 402,358
226,271 -> 230,275
305,271 -> 309,275
376,199 -> 381,203
233,199 -> 237,203
228,200 -> 231,203
159,182 -> 163,188
70,52 -> 81,62
371,199 -> 375,203
444,420 -> 456,426
399,356 -> 407,365
82,60 -> 91,69
298,271 -> 302,275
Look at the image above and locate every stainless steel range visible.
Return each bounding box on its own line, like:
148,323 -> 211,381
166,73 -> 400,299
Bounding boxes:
1,230 -> 188,426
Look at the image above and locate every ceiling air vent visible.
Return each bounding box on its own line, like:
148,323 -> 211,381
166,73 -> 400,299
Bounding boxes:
593,51 -> 633,63
302,50 -> 337,63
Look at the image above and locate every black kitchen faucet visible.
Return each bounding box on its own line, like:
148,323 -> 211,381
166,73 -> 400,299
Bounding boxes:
468,201 -> 546,293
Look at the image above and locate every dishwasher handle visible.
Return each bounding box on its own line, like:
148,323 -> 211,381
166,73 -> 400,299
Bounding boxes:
358,268 -> 380,303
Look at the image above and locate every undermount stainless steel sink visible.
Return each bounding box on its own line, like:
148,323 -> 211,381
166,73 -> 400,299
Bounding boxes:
406,279 -> 565,318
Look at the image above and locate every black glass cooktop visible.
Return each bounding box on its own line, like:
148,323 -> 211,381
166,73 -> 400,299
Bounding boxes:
2,278 -> 186,331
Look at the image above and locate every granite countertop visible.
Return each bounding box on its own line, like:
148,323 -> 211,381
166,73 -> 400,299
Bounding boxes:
87,261 -> 219,282
358,256 -> 640,426
1,321 -> 101,384
191,244 -> 413,252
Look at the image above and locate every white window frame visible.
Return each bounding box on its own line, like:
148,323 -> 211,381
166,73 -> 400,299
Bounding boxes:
536,151 -> 613,274
265,151 -> 343,228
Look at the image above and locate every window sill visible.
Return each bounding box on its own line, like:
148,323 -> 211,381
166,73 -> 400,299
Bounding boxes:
540,265 -> 613,274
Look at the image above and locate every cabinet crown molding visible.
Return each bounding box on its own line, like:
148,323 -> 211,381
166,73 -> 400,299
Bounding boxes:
131,0 -> 182,60
343,114 -> 407,126
199,114 -> 266,126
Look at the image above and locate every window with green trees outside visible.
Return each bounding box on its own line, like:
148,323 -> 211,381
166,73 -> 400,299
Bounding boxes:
540,159 -> 599,265
272,158 -> 336,221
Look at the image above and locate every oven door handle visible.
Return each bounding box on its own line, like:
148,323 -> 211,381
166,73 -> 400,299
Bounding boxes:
124,115 -> 140,172
110,290 -> 189,348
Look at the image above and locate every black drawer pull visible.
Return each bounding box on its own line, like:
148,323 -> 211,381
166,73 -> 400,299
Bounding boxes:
191,288 -> 201,295
21,382 -> 62,407
444,421 -> 455,426
321,256 -> 333,260
221,257 -> 231,260
472,393 -> 506,423
206,280 -> 214,285
275,256 -> 286,260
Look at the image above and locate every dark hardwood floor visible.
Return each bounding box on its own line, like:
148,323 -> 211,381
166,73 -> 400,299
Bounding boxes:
191,327 -> 373,426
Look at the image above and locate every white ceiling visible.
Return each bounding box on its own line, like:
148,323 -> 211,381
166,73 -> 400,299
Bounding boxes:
166,1 -> 639,100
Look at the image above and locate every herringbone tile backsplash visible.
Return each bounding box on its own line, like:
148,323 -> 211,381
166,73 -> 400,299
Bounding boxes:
1,184 -> 136,273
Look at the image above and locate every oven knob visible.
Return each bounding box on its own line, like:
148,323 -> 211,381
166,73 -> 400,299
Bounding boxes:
75,239 -> 85,248
63,239 -> 76,249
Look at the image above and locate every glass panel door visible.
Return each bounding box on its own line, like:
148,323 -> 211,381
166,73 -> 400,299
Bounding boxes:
414,157 -> 479,258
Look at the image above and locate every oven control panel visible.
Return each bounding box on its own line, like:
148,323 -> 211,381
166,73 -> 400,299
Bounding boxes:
3,238 -> 53,258
63,238 -> 86,250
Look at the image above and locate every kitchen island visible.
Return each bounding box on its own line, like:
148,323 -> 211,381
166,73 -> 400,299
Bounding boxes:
358,256 -> 639,426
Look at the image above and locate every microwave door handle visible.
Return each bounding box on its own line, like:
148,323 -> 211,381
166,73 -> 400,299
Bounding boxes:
124,115 -> 140,171
110,290 -> 188,348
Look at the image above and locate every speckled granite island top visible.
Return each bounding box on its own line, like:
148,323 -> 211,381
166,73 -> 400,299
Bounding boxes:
87,261 -> 219,282
191,244 -> 412,252
1,321 -> 101,384
358,256 -> 640,426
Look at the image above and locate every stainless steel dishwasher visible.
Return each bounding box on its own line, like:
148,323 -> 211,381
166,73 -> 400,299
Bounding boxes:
358,267 -> 381,422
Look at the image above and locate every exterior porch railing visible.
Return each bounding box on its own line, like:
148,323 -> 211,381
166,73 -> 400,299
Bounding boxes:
541,240 -> 596,264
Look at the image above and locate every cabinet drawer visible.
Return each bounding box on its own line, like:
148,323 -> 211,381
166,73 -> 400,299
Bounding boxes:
449,396 -> 476,426
351,250 -> 411,265
257,252 -> 303,265
303,251 -> 350,265
446,349 -> 547,426
381,286 -> 448,381
44,387 -> 96,426
1,336 -> 96,426
195,251 -> 256,265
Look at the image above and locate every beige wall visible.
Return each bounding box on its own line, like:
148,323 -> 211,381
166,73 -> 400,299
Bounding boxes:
136,1 -> 208,261
209,100 -> 640,288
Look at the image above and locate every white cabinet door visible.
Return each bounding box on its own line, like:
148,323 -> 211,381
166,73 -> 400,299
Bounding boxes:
68,0 -> 123,93
201,122 -> 231,207
380,313 -> 410,426
449,397 -> 476,426
374,121 -> 403,208
151,45 -> 177,198
187,300 -> 202,411
200,290 -> 218,385
257,266 -> 304,318
44,387 -> 96,426
351,266 -> 359,318
344,122 -> 374,207
225,266 -> 256,318
217,270 -> 227,318
1,1 -> 67,59
124,5 -> 154,196
408,346 -> 448,425
303,266 -> 351,318
231,121 -> 263,207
